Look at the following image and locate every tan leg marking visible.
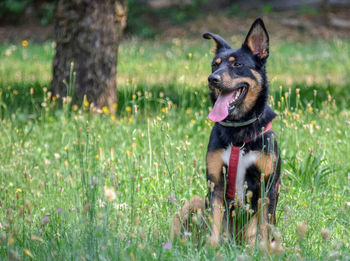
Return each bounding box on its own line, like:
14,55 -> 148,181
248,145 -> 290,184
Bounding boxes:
210,197 -> 224,247
171,195 -> 205,240
256,153 -> 276,180
206,149 -> 224,184
244,198 -> 270,247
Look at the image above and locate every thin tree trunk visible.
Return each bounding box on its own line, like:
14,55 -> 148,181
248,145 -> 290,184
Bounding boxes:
51,0 -> 126,113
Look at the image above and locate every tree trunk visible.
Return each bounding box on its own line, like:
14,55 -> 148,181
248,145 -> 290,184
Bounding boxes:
51,0 -> 126,113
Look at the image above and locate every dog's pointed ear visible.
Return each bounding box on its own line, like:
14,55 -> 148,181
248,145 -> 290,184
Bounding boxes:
203,32 -> 232,54
242,18 -> 269,60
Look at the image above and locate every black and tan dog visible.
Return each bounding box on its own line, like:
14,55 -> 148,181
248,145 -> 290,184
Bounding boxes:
172,18 -> 281,248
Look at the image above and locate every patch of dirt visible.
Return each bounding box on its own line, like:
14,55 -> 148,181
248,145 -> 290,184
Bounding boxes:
0,24 -> 53,43
0,9 -> 349,43
160,9 -> 350,41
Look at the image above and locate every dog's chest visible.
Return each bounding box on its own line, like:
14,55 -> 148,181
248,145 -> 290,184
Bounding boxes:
221,146 -> 258,202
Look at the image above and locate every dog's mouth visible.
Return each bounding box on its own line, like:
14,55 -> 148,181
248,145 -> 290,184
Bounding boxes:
208,82 -> 249,122
227,84 -> 248,111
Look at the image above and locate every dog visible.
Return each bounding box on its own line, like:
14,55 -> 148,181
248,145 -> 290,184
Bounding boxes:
172,18 -> 281,248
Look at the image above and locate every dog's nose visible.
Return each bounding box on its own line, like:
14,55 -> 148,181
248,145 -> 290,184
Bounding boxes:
208,74 -> 221,85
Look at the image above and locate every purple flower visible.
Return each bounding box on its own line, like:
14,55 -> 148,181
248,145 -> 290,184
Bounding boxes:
0,222 -> 2,229
41,216 -> 49,226
56,208 -> 62,213
162,242 -> 171,249
168,193 -> 176,202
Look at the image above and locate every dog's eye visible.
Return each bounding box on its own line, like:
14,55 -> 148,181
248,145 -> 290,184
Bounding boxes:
233,62 -> 242,67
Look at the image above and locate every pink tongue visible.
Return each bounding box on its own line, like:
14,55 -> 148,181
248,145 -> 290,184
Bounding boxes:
208,92 -> 235,122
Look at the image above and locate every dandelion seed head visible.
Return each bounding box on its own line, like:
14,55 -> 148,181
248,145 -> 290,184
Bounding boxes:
321,228 -> 331,240
296,222 -> 307,238
104,186 -> 116,202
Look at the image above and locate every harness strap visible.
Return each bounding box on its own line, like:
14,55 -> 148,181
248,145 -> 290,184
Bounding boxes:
226,122 -> 273,200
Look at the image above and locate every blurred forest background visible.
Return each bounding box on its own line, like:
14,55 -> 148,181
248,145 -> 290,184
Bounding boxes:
1,0 -> 350,42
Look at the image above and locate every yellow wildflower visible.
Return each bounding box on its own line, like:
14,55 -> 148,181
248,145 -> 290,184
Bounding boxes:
102,106 -> 110,115
22,40 -> 29,47
24,249 -> 34,258
16,188 -> 22,193
125,106 -> 131,112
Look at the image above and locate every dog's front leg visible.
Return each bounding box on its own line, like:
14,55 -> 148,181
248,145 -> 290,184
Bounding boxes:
206,149 -> 225,247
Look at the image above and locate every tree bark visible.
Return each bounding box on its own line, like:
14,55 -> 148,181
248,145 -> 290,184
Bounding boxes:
51,0 -> 126,113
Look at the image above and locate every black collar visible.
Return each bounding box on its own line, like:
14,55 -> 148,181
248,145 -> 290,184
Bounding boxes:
218,114 -> 261,127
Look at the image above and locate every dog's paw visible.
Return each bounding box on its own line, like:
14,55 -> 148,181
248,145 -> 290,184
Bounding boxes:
209,235 -> 219,248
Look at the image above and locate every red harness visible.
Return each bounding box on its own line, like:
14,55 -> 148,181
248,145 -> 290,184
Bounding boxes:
226,121 -> 274,199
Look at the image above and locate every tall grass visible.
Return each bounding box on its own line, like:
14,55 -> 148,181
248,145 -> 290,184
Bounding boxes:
0,38 -> 349,260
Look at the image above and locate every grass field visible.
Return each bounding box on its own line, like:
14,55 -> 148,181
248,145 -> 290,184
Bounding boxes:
0,37 -> 349,260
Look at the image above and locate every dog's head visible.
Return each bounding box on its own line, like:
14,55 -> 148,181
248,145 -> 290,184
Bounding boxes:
203,18 -> 269,122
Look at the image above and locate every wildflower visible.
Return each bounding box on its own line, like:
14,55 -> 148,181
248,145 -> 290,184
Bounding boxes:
162,242 -> 171,249
296,222 -> 307,238
56,208 -> 62,213
41,216 -> 49,226
307,104 -> 313,113
8,237 -> 14,245
22,40 -> 29,47
132,94 -> 136,99
24,249 -> 34,258
0,222 -> 2,229
321,228 -> 330,240
16,188 -> 22,193
102,106 -> 110,115
97,199 -> 106,208
104,186 -> 116,202
125,106 -> 131,112
246,191 -> 253,202
54,153 -> 60,159
113,203 -> 127,210
44,159 -> 51,165
168,193 -> 176,203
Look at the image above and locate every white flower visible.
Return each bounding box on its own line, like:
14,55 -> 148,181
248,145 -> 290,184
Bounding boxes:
113,203 -> 127,210
104,186 -> 116,202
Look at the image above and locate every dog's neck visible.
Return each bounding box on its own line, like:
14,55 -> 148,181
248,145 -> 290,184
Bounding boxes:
216,105 -> 276,146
